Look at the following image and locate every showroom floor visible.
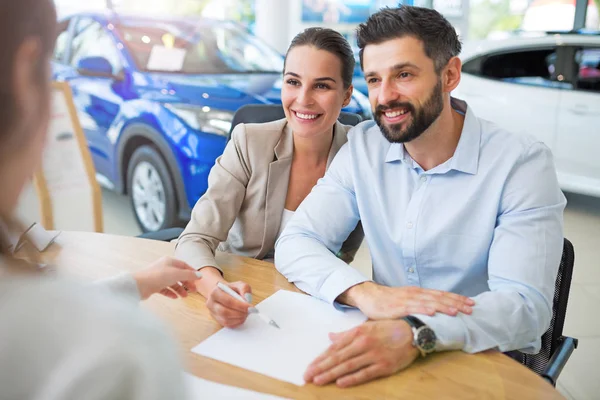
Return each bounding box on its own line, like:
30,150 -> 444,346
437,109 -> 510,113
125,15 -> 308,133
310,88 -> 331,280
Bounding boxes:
102,189 -> 599,399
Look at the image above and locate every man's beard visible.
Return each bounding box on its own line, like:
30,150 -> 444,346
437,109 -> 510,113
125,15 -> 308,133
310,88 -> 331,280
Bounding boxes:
374,79 -> 444,144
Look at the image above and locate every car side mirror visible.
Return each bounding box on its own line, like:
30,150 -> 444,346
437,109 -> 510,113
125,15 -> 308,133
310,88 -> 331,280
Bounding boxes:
77,56 -> 123,81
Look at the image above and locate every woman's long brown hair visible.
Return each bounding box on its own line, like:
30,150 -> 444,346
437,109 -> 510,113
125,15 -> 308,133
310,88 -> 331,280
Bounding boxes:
0,0 -> 58,260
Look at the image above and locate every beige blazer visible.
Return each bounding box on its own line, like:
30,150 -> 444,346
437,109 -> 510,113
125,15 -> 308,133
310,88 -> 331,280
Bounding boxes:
175,118 -> 363,272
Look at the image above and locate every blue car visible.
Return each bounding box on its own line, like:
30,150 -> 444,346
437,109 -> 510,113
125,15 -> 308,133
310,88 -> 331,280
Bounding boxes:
52,11 -> 372,232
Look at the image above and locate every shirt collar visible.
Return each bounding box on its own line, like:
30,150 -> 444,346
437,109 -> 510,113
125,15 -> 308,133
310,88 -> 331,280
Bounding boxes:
384,97 -> 481,175
385,141 -> 407,163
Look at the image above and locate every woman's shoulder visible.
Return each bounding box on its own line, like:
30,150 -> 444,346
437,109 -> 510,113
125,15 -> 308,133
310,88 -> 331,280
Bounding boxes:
338,122 -> 354,134
229,118 -> 288,148
228,119 -> 289,167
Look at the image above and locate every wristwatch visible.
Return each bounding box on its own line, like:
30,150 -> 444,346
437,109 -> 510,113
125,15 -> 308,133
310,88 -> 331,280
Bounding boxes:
402,316 -> 438,357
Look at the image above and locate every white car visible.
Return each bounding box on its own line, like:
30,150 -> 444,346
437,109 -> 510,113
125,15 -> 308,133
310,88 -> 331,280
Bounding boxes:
454,33 -> 600,197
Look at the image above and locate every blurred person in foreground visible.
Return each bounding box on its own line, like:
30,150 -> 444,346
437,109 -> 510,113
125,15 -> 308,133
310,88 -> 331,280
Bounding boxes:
0,1 -> 203,398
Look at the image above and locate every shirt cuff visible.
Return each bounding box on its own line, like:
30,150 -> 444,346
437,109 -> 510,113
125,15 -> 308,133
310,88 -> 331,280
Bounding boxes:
413,312 -> 466,352
320,265 -> 369,305
96,272 -> 141,302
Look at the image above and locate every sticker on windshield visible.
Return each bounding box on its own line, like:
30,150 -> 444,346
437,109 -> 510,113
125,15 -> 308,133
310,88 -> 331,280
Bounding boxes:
146,46 -> 187,72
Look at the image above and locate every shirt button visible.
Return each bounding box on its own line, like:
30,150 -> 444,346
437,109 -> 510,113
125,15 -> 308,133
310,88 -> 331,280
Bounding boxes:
408,268 -> 415,273
420,176 -> 428,183
407,222 -> 413,229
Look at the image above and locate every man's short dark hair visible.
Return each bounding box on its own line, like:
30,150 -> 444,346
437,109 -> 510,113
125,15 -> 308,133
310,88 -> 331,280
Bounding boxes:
356,6 -> 462,73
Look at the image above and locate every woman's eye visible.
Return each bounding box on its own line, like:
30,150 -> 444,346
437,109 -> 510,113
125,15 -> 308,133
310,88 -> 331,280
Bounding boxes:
286,79 -> 300,86
315,83 -> 330,89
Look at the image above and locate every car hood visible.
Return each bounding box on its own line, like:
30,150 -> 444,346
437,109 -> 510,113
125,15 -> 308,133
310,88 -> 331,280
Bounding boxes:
138,72 -> 365,114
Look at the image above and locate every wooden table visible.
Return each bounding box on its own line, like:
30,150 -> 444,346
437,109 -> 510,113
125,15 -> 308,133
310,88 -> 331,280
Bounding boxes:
29,231 -> 563,399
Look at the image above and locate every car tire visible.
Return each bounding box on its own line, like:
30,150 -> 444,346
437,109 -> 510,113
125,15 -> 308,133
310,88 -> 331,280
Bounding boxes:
127,145 -> 178,233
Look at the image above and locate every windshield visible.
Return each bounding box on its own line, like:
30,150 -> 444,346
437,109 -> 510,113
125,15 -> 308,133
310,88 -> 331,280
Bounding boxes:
118,20 -> 284,74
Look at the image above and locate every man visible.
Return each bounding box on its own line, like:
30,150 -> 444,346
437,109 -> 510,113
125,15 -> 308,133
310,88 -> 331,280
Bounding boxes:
275,6 -> 566,388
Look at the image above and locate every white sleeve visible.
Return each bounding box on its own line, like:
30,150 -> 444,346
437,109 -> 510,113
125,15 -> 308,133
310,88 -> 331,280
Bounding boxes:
94,272 -> 141,301
0,279 -> 187,400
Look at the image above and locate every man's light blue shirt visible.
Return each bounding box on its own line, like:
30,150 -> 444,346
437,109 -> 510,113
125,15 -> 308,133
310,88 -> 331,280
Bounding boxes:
275,98 -> 566,354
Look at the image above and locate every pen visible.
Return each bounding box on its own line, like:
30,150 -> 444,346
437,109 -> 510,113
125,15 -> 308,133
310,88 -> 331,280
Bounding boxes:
216,282 -> 280,329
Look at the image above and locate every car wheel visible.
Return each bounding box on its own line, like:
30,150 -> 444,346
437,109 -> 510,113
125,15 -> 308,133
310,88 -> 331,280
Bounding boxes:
127,145 -> 177,233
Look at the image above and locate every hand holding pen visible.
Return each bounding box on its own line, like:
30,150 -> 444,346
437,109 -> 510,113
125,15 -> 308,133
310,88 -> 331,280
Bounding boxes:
206,280 -> 279,329
216,282 -> 280,329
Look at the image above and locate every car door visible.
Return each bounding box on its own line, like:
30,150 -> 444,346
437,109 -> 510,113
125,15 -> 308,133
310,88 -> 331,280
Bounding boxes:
56,17 -> 126,183
456,46 -> 564,148
554,45 -> 600,196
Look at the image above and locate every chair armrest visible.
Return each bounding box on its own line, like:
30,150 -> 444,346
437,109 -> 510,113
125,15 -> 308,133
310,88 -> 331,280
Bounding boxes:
137,227 -> 184,242
541,336 -> 579,386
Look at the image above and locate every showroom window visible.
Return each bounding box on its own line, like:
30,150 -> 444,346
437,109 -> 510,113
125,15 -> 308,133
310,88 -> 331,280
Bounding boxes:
70,18 -> 123,75
464,48 -> 564,88
574,47 -> 600,92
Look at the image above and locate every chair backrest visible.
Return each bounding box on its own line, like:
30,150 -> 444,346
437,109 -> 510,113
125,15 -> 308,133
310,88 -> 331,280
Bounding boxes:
227,104 -> 362,141
512,238 -> 575,374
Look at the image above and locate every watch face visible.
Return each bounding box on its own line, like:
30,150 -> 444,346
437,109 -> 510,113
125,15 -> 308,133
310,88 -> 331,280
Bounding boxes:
416,327 -> 437,352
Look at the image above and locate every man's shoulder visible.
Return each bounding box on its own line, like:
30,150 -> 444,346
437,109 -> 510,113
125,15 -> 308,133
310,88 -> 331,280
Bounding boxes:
478,117 -> 548,160
346,120 -> 385,145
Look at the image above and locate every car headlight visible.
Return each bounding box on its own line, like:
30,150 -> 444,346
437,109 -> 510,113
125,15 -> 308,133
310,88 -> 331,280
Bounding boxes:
164,104 -> 234,137
352,90 -> 373,119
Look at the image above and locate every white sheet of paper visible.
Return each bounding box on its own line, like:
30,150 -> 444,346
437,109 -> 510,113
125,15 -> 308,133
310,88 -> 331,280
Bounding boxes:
183,372 -> 288,399
146,46 -> 187,72
191,290 -> 367,386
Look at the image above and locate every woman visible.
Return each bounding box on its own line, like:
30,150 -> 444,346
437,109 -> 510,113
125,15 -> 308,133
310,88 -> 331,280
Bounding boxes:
175,28 -> 364,328
0,1 -> 202,398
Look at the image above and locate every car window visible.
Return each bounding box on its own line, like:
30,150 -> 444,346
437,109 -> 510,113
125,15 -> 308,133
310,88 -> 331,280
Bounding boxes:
119,20 -> 283,74
464,48 -> 568,89
70,18 -> 122,75
54,19 -> 71,62
574,48 -> 600,93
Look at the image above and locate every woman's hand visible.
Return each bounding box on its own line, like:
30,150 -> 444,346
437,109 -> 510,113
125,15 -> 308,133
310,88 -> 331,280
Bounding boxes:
206,281 -> 253,328
132,257 -> 202,300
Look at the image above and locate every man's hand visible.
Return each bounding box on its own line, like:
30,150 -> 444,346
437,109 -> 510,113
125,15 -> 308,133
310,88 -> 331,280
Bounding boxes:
338,282 -> 475,319
206,281 -> 253,328
304,320 -> 419,388
132,257 -> 202,300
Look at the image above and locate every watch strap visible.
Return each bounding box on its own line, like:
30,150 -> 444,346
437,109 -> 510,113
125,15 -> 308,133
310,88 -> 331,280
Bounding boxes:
402,315 -> 426,329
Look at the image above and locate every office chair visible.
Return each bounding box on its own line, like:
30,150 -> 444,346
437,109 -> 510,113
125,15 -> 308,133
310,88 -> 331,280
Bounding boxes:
139,104 -> 363,241
137,227 -> 184,241
227,104 -> 362,141
506,238 -> 578,386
